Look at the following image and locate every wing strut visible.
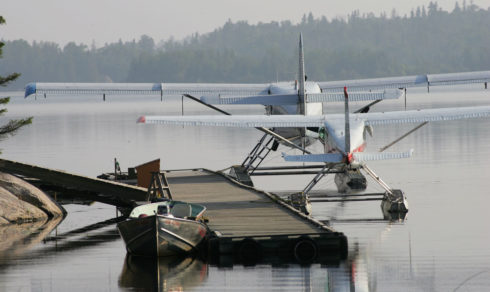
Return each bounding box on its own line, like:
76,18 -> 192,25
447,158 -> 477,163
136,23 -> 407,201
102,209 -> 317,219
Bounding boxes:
354,99 -> 382,114
378,122 -> 428,152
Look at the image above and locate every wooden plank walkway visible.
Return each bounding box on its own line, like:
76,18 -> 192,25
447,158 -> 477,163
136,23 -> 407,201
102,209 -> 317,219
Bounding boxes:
166,169 -> 332,237
165,169 -> 347,264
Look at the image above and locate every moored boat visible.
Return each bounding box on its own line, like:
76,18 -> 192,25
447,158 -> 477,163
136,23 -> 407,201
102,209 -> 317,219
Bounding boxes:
117,200 -> 208,257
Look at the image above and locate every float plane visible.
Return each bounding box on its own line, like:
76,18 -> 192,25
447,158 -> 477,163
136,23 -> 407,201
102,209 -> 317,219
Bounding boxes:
25,35 -> 490,215
137,87 -> 490,214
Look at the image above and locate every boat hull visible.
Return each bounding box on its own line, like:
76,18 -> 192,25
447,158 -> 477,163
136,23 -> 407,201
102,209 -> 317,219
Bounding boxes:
117,215 -> 208,257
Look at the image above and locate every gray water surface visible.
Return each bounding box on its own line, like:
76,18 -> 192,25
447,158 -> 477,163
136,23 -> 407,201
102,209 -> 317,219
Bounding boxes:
0,86 -> 489,291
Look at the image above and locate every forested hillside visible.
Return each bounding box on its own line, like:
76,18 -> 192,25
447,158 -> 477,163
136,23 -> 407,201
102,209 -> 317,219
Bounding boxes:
1,2 -> 489,89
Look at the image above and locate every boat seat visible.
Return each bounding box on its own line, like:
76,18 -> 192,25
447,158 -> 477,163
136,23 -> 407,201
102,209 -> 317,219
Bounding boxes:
171,204 -> 191,218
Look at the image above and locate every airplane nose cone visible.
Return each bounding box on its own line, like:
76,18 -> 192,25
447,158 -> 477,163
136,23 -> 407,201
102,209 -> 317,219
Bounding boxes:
137,116 -> 146,123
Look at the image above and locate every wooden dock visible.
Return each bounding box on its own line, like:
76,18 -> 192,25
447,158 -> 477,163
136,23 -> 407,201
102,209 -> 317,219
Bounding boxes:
166,169 -> 347,265
0,159 -> 347,264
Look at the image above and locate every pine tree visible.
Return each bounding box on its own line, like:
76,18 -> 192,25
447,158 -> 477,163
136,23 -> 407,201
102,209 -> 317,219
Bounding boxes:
0,16 -> 32,148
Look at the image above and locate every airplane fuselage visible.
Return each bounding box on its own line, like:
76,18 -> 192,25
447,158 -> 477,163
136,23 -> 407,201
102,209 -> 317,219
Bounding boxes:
265,81 -> 368,158
266,81 -> 323,146
323,118 -> 368,165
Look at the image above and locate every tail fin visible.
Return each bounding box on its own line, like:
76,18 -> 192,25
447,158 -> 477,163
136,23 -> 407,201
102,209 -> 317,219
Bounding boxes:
344,87 -> 351,155
298,33 -> 306,115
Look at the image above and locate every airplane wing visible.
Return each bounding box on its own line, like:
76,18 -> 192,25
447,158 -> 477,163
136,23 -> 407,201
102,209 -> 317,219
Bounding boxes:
138,114 -> 326,128
317,71 -> 490,92
139,105 -> 490,127
200,89 -> 402,105
24,82 -> 270,98
26,81 -> 401,103
357,106 -> 490,126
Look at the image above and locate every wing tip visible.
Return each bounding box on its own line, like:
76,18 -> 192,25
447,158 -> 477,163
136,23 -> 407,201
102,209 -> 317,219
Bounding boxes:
25,83 -> 36,98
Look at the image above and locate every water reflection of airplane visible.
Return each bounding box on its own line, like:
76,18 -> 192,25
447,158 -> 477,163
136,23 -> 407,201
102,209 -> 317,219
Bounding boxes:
24,35 -> 490,212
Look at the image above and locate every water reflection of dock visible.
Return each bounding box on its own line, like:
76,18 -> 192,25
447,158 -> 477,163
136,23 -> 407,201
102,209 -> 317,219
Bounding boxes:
0,158 -> 347,264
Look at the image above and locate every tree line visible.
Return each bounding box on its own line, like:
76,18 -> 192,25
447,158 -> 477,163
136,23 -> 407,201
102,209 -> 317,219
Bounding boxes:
0,16 -> 32,145
1,1 -> 489,90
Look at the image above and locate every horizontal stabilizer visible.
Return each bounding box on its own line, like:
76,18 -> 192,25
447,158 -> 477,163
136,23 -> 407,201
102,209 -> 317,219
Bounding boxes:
200,94 -> 298,105
306,89 -> 402,102
319,75 -> 427,91
199,89 -> 401,105
282,153 -> 343,163
353,150 -> 414,162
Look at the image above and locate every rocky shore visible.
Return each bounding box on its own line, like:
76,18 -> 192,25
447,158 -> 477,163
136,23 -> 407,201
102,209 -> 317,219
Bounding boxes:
0,172 -> 65,224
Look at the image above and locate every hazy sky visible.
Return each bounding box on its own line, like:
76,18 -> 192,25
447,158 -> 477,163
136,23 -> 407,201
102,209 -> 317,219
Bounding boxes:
2,0 -> 489,46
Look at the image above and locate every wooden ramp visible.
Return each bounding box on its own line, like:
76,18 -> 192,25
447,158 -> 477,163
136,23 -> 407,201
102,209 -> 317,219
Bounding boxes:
0,158 -> 148,210
165,169 -> 347,265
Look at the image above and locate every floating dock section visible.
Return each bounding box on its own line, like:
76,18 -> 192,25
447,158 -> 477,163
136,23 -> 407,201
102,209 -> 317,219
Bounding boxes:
166,169 -> 347,264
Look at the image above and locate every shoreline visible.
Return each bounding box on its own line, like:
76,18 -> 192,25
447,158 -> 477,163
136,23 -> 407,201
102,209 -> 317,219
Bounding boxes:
0,172 -> 65,225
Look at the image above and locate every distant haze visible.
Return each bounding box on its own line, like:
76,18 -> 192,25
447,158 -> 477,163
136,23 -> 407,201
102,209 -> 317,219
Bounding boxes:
3,0 -> 489,46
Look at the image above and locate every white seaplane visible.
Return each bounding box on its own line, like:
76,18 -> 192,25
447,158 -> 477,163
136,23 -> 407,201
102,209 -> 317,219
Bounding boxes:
25,35 -> 490,215
137,86 -> 490,214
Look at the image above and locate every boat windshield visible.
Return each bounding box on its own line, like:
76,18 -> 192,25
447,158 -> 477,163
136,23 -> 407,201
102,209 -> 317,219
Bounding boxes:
129,201 -> 206,219
157,205 -> 168,215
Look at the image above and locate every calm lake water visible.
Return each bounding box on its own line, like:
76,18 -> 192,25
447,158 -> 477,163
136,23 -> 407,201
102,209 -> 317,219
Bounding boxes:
0,85 -> 489,291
